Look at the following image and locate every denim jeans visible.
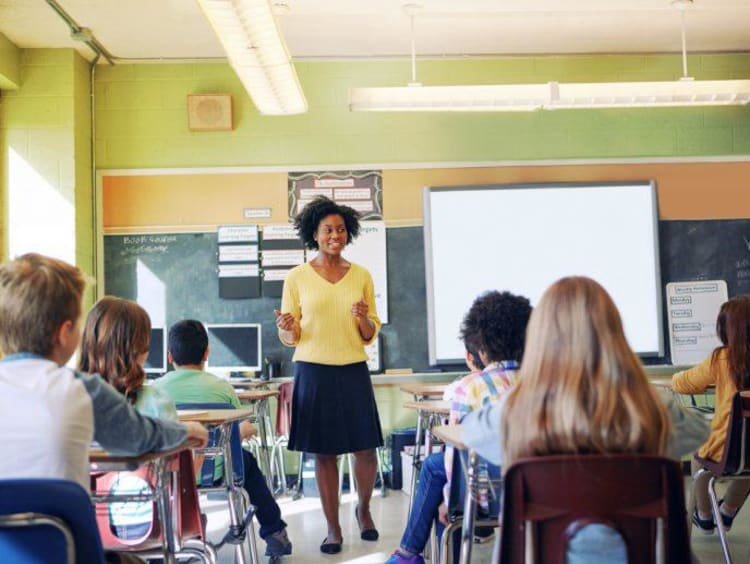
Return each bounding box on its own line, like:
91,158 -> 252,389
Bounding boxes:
566,524 -> 627,564
241,450 -> 287,539
400,452 -> 447,554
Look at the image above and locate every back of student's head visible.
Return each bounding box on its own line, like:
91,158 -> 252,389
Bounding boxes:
0,253 -> 85,356
78,296 -> 151,402
168,320 -> 208,366
714,295 -> 750,389
502,276 -> 669,466
459,290 -> 532,364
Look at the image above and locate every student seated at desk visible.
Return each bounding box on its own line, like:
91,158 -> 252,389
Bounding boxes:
461,276 -> 709,563
672,296 -> 750,534
0,254 -> 208,496
386,290 -> 532,564
78,296 -> 181,540
153,319 -> 292,559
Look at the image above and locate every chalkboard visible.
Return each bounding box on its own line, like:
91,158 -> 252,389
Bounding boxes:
103,228 -> 436,376
104,218 -> 750,372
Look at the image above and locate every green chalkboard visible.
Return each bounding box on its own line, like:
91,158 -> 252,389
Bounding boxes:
103,227 -> 436,375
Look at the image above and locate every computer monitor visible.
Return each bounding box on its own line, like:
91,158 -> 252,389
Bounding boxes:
204,323 -> 262,373
144,327 -> 166,374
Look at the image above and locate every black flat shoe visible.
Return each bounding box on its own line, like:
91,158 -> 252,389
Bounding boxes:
320,537 -> 342,554
355,504 -> 380,541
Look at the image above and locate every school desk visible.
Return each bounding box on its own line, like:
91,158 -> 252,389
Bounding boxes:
177,408 -> 259,564
236,389 -> 281,489
89,438 -> 204,564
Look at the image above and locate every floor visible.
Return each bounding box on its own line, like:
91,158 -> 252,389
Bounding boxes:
201,479 -> 750,563
205,489 -> 494,564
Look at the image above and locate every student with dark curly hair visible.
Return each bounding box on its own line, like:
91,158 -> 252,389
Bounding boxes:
275,196 -> 382,554
386,290 -> 532,564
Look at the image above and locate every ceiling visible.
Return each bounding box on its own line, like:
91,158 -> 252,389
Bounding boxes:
0,0 -> 749,63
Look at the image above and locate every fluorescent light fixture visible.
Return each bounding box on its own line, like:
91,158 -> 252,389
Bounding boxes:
349,83 -> 547,112
350,79 -> 750,112
197,0 -> 307,115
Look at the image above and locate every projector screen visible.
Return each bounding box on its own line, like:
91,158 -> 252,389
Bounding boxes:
423,182 -> 664,364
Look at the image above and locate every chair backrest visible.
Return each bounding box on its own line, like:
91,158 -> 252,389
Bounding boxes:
498,454 -> 690,564
448,448 -> 503,521
0,479 -> 106,564
175,402 -> 245,486
705,391 -> 750,476
92,449 -> 204,552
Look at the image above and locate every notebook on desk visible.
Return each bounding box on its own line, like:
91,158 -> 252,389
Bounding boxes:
176,409 -> 209,417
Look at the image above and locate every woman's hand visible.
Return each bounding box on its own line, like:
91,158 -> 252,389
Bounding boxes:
275,309 -> 300,344
274,309 -> 297,331
353,298 -> 375,341
351,298 -> 369,320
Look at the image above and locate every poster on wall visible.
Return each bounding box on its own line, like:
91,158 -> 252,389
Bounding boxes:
342,221 -> 389,323
288,170 -> 383,220
666,280 -> 727,365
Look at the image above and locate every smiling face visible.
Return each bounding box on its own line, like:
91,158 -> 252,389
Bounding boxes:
314,213 -> 348,256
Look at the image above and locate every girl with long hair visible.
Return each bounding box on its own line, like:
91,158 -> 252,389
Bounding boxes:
79,296 -> 176,418
79,296 -> 178,540
673,295 -> 750,533
461,276 -> 707,562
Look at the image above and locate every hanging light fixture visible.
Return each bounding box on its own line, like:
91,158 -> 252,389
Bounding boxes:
349,1 -> 750,112
197,0 -> 307,115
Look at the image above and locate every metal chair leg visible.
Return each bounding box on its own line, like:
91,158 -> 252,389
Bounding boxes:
708,475 -> 733,564
292,452 -> 305,500
377,446 -> 387,497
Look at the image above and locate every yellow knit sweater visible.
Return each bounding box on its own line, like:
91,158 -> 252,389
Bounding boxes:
672,348 -> 732,461
279,262 -> 381,365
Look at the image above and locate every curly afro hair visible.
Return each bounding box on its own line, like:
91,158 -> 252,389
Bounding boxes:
459,291 -> 532,364
293,196 -> 361,251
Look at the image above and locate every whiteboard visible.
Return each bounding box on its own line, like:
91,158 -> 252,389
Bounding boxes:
423,182 -> 663,364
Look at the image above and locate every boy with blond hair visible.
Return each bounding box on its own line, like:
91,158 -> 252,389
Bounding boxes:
0,253 -> 207,490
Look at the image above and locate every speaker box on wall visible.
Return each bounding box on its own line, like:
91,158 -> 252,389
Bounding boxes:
187,94 -> 233,131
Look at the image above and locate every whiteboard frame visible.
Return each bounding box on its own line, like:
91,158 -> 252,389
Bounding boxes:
423,181 -> 665,365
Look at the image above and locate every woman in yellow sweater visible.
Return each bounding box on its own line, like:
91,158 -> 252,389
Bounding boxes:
275,196 -> 382,554
672,295 -> 750,534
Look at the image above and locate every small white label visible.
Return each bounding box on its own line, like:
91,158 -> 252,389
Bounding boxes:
262,224 -> 298,240
218,245 -> 258,262
262,250 -> 305,267
243,208 -> 272,219
219,264 -> 259,278
218,225 -> 258,243
263,269 -> 291,282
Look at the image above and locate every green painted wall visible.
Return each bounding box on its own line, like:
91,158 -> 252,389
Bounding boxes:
0,49 -> 94,290
0,32 -> 20,90
95,53 -> 750,170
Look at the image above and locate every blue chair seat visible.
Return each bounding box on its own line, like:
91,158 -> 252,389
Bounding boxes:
0,478 -> 106,564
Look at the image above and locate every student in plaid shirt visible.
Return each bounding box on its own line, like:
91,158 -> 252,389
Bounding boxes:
386,290 -> 532,564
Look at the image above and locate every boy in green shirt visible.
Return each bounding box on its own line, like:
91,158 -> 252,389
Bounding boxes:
154,320 -> 291,559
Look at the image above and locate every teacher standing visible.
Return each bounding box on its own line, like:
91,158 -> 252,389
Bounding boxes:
275,196 -> 383,555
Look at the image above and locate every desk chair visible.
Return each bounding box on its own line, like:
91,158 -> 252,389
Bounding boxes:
691,391 -> 750,563
499,454 -> 690,564
0,478 -> 106,564
440,449 -> 502,564
176,402 -> 259,564
91,450 -> 216,563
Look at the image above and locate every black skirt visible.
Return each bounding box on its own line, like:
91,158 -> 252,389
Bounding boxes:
288,361 -> 384,455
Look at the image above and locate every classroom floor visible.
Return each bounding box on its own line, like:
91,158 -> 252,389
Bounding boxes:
202,482 -> 750,563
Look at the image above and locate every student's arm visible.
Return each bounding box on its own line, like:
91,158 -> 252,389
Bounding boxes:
79,372 -> 194,455
658,389 -> 710,458
459,397 -> 506,466
671,354 -> 716,395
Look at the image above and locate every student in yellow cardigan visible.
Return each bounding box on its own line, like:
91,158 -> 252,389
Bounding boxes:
275,196 -> 382,555
672,295 -> 750,534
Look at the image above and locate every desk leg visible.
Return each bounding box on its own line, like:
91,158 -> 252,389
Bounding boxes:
256,398 -> 274,491
459,450 -> 478,564
154,458 -> 178,564
222,423 -> 253,564
407,408 -> 425,517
